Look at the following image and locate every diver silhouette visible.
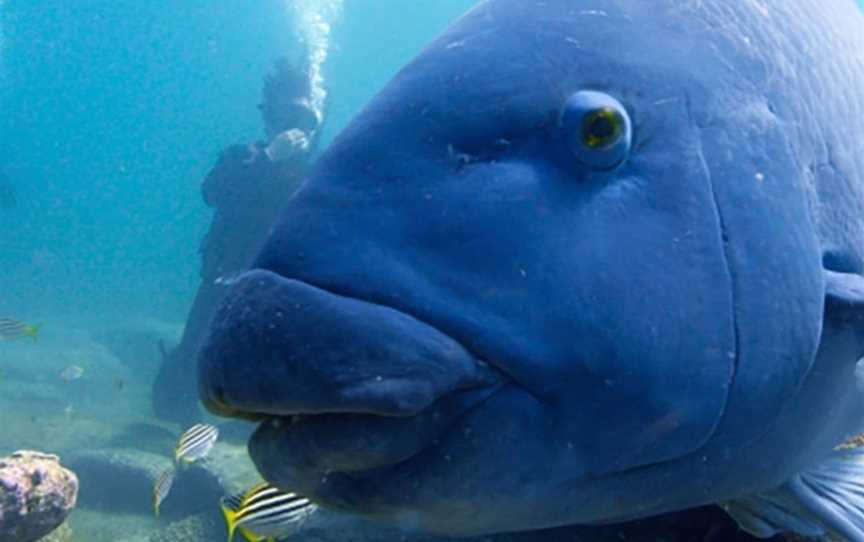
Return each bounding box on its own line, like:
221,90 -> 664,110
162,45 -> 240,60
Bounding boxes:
152,56 -> 325,424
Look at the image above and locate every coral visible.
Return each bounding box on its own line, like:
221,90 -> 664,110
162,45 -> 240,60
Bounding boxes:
0,451 -> 78,542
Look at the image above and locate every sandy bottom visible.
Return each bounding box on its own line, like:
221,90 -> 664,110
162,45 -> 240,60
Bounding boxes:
0,318 -> 211,542
67,509 -> 160,542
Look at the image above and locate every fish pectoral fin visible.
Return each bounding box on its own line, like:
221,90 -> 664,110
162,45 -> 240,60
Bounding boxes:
720,446 -> 864,541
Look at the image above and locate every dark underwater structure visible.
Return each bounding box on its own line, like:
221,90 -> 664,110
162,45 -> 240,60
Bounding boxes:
152,56 -> 324,424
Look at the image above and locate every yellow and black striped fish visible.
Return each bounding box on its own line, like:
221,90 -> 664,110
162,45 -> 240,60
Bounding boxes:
220,483 -> 317,542
175,423 -> 219,464
0,318 -> 40,341
152,466 -> 175,517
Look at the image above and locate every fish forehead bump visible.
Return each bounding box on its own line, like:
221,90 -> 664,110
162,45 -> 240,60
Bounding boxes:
335,0 -> 864,141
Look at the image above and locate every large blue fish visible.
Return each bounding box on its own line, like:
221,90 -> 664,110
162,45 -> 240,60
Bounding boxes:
199,1 -> 864,539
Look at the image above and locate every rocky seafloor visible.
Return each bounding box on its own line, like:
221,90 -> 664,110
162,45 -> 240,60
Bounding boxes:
0,319 -> 807,542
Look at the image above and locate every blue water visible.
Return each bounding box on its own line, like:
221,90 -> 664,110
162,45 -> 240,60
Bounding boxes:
0,2 -> 474,540
0,0 -> 473,323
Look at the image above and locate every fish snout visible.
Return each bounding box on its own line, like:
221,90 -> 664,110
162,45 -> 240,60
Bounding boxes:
197,269 -> 501,421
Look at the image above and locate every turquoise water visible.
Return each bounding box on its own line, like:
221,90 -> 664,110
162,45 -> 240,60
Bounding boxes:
0,0 -> 473,322
0,2 -> 473,541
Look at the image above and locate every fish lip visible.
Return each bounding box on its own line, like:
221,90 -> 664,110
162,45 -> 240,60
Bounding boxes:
200,268 -> 511,420
249,381 -> 508,503
200,268 -> 514,484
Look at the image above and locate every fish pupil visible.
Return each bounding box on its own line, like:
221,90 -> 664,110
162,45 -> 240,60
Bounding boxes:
583,108 -> 621,149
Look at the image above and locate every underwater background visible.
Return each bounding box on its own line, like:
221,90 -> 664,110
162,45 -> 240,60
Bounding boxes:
0,0 -> 474,321
0,2 -> 475,541
2,1 -> 864,542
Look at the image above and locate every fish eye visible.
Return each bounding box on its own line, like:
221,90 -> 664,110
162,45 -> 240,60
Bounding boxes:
583,107 -> 623,149
560,90 -> 632,170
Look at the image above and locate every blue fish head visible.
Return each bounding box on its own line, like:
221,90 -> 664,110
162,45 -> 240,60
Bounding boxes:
199,0 -> 864,535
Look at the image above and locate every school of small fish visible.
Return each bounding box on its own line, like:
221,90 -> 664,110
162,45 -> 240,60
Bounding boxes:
2,322 -> 225,522
152,423 -> 220,516
2,316 -> 316,536
0,316 -> 320,536
150,422 -> 318,539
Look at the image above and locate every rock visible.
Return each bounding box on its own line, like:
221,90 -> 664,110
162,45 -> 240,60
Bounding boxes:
90,319 -> 181,371
107,423 -> 177,456
0,451 -> 78,542
147,510 -> 223,542
35,522 -> 72,542
214,420 -> 257,446
198,441 -> 259,495
65,447 -> 222,520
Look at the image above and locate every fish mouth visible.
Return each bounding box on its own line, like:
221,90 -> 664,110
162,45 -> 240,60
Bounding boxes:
198,269 -> 508,483
246,382 -> 505,512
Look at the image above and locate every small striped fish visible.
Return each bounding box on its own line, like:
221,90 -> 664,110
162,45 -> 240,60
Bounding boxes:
0,318 -> 40,341
152,467 -> 175,517
175,423 -> 219,464
220,483 -> 317,542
